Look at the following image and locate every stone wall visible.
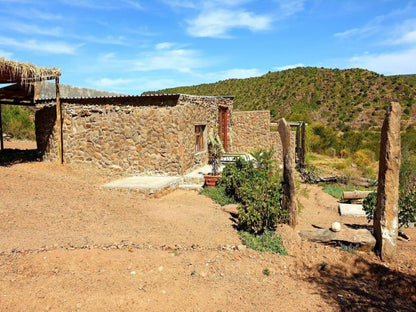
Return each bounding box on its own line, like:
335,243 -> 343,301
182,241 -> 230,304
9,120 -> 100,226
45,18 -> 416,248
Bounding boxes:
231,111 -> 282,159
35,95 -> 233,176
176,95 -> 233,175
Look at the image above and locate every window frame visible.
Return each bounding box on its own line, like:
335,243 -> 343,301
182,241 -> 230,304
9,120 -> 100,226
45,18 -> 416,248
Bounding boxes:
195,124 -> 206,153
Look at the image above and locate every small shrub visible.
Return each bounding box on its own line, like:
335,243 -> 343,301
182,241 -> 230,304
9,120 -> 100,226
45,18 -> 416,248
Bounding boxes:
220,150 -> 286,234
199,185 -> 236,206
352,149 -> 375,168
362,192 -> 377,222
323,184 -> 345,199
239,230 -> 287,255
263,268 -> 271,276
363,191 -> 416,227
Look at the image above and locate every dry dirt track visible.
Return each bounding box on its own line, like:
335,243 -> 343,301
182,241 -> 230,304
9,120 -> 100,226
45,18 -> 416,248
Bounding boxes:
0,160 -> 415,311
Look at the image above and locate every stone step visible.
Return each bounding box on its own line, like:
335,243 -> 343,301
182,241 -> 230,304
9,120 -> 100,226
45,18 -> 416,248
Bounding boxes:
178,183 -> 203,191
182,175 -> 205,184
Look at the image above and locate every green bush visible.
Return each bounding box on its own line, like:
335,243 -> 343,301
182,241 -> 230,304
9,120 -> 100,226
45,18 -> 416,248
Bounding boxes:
1,105 -> 35,140
239,230 -> 287,254
220,149 -> 286,234
363,191 -> 416,228
362,191 -> 377,222
199,185 -> 236,206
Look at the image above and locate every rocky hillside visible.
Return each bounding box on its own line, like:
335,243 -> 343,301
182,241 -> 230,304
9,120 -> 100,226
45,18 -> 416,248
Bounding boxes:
158,67 -> 416,130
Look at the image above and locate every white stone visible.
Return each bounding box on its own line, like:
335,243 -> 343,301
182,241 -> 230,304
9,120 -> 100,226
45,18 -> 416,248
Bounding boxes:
331,222 -> 341,232
339,203 -> 366,216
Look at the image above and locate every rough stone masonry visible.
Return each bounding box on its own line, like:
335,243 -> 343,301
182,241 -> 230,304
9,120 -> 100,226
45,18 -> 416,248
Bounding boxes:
374,102 -> 401,261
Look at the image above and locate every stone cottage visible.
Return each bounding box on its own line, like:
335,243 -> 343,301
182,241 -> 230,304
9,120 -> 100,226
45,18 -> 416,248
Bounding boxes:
35,93 -> 282,176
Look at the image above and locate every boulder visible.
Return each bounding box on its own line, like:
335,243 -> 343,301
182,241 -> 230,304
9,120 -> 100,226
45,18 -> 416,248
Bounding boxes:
299,228 -> 376,251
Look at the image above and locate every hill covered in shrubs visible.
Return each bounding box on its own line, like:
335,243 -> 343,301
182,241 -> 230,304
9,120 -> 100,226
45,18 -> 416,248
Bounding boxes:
158,67 -> 416,131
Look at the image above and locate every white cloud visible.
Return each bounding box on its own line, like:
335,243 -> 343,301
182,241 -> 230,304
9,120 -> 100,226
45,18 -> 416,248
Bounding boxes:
273,63 -> 304,71
347,48 -> 416,75
155,42 -> 175,50
93,78 -> 133,88
98,45 -> 211,73
58,0 -> 143,10
216,68 -> 263,80
0,49 -> 13,59
334,26 -> 375,38
15,9 -> 63,21
390,20 -> 416,45
2,21 -> 63,37
122,0 -> 143,10
187,9 -> 272,38
276,0 -> 305,18
395,29 -> 416,44
133,48 -> 205,72
0,36 -> 79,54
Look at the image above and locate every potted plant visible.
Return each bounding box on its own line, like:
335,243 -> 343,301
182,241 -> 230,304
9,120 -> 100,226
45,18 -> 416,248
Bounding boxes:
204,134 -> 223,187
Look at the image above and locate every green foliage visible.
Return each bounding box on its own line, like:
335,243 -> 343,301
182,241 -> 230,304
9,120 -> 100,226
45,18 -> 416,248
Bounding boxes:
399,193 -> 416,227
362,191 -> 377,222
262,268 -> 271,276
363,191 -> 416,227
1,105 -> 35,140
220,150 -> 286,234
323,184 -> 375,200
320,262 -> 328,271
208,134 -> 223,175
322,184 -> 346,200
157,68 -> 416,131
363,151 -> 416,228
239,230 -> 287,255
199,185 -> 236,206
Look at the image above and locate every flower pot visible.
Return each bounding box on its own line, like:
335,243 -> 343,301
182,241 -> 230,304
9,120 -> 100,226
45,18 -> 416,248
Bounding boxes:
204,174 -> 221,188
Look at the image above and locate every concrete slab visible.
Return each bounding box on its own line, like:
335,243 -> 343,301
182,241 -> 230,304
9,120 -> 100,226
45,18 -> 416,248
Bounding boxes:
101,164 -> 223,196
339,203 -> 366,217
182,164 -> 224,184
102,176 -> 183,192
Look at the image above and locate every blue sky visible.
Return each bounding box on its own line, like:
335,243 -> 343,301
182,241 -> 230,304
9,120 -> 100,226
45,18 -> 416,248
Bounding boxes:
1,0 -> 416,95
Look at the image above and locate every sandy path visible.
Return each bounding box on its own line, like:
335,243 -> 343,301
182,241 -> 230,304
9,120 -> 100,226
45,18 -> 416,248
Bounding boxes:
0,162 -> 415,311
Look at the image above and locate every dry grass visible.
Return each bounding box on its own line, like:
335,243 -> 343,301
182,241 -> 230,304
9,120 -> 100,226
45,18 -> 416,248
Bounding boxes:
0,57 -> 61,84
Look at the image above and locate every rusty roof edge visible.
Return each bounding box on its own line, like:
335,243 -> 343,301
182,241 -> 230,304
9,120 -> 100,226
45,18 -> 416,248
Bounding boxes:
35,93 -> 181,103
35,93 -> 235,103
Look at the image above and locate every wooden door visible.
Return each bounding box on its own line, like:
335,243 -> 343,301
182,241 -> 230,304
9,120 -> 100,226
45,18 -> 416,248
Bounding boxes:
218,107 -> 228,152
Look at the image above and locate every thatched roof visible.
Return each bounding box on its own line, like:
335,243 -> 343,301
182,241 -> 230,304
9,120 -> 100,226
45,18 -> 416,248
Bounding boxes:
0,58 -> 61,84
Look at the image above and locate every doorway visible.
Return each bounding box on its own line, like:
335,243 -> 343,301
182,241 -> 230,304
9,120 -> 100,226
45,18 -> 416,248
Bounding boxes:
218,106 -> 228,152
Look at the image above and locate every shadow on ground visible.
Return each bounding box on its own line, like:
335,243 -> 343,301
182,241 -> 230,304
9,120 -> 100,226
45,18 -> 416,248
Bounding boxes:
306,256 -> 416,311
0,149 -> 42,166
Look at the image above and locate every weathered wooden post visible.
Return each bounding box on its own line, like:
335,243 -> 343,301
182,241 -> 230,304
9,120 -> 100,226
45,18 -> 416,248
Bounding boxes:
55,77 -> 63,164
278,118 -> 297,228
374,102 -> 401,261
0,104 -> 3,151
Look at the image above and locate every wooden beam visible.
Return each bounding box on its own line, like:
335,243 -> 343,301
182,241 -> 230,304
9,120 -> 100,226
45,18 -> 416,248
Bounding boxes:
0,103 -> 3,151
56,78 -> 63,164
0,101 -> 34,106
300,122 -> 306,168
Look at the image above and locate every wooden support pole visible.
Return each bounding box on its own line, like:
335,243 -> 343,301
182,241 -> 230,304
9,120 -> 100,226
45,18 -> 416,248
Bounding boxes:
295,125 -> 301,163
55,78 -> 63,164
0,104 -> 3,151
278,118 -> 298,228
301,122 -> 306,168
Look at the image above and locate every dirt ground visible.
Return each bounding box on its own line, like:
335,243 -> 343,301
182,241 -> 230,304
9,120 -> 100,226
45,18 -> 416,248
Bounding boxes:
0,145 -> 415,311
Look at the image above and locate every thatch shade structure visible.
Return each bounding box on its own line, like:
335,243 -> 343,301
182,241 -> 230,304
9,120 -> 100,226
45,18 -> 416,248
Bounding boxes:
0,58 -> 63,162
0,57 -> 61,84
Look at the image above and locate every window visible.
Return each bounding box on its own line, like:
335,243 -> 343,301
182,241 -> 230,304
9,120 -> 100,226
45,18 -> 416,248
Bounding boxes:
195,125 -> 206,152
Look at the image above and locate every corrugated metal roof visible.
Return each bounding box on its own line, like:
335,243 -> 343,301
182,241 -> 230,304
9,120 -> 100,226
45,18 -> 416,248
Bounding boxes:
36,93 -> 181,103
35,93 -> 234,103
